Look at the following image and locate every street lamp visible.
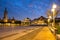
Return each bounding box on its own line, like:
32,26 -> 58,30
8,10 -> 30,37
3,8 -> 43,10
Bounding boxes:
50,4 -> 58,36
51,4 -> 57,28
52,4 -> 57,9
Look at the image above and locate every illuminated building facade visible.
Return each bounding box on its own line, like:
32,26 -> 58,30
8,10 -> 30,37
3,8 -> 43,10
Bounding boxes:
0,8 -> 59,26
0,8 -> 21,26
21,18 -> 31,26
3,8 -> 8,23
31,16 -> 47,25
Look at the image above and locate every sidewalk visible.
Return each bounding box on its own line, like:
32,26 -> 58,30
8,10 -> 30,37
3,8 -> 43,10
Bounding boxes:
32,27 -> 56,40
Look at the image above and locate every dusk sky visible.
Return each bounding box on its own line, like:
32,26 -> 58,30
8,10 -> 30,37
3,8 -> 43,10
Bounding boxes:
0,0 -> 60,20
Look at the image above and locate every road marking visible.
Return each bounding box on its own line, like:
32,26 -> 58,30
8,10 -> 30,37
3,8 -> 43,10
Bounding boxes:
0,33 -> 18,39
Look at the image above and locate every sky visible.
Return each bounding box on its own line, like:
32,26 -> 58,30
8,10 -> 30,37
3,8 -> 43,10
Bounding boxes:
0,0 -> 60,20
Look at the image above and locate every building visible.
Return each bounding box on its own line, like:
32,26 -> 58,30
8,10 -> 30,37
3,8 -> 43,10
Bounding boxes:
31,16 -> 47,26
21,18 -> 31,26
0,8 -> 60,26
0,8 -> 21,26
3,8 -> 8,23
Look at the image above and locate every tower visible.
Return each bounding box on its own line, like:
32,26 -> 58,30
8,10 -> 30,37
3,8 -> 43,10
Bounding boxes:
3,8 -> 8,22
11,17 -> 15,23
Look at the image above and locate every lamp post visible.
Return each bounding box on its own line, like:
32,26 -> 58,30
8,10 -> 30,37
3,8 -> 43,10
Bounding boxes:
51,4 -> 57,27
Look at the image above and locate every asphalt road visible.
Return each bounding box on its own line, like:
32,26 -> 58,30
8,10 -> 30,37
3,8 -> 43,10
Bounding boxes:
15,27 -> 56,40
0,26 -> 56,40
0,26 -> 42,40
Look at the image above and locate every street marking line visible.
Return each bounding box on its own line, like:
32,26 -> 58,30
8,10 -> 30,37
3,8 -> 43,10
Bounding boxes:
0,33 -> 18,39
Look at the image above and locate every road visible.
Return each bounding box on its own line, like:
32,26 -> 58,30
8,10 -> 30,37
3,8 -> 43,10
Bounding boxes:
0,26 -> 56,40
0,26 -> 42,40
16,27 -> 56,40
